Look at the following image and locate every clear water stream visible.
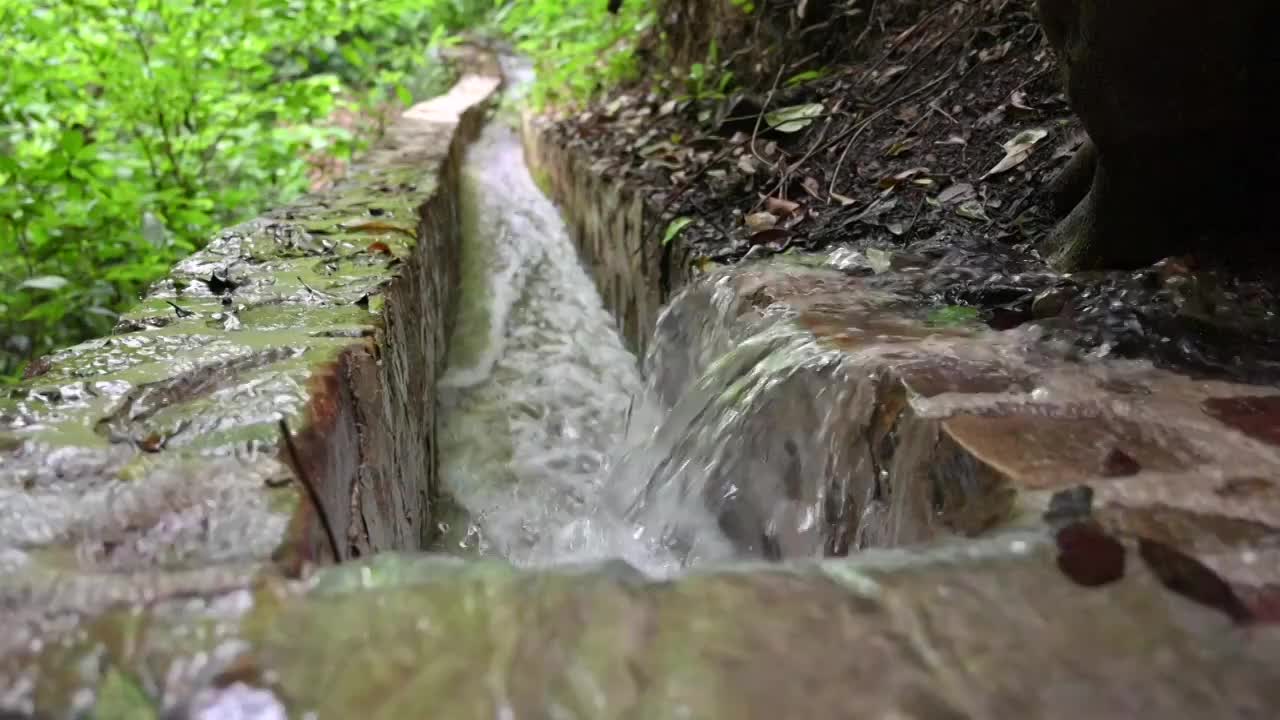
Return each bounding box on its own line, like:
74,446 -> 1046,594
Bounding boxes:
437,117 -> 697,574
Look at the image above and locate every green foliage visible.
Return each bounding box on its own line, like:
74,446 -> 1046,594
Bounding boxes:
678,40 -> 735,102
497,0 -> 655,108
662,217 -> 694,245
0,0 -> 484,380
926,305 -> 981,328
1,0 -> 674,381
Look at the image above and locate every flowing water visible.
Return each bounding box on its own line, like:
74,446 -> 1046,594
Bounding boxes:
437,118 -> 699,574
436,66 -> 1280,578
439,114 -> 905,574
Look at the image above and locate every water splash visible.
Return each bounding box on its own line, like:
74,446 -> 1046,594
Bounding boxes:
438,119 -> 677,572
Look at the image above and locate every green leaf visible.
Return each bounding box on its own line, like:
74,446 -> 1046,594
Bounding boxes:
20,275 -> 70,291
764,103 -> 824,133
926,305 -> 981,328
341,44 -> 366,70
395,83 -> 413,107
60,129 -> 85,155
662,216 -> 694,245
784,70 -> 823,87
93,668 -> 158,720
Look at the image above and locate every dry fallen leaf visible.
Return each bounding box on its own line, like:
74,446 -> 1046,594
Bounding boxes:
879,166 -> 931,190
982,128 -> 1049,179
745,211 -> 778,233
956,200 -> 990,222
937,182 -> 975,204
764,103 -> 824,133
341,220 -> 416,239
764,197 -> 800,216
867,248 -> 892,274
829,191 -> 857,206
749,228 -> 789,246
801,176 -> 822,199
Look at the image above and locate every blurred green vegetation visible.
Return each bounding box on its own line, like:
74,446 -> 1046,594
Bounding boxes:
0,0 -> 667,380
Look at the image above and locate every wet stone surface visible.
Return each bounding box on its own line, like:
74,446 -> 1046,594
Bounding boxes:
0,73 -> 500,638
4,541 -> 1280,717
606,255 -> 1280,613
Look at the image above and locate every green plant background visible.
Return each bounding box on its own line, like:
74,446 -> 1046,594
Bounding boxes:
0,0 -> 733,381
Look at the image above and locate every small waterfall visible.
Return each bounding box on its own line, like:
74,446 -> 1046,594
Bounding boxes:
440,99 -> 1041,575
607,264 -> 907,565
440,136 -> 933,573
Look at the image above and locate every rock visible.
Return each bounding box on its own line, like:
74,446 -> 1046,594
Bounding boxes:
8,545 -> 1280,717
621,259 -> 1280,602
1036,0 -> 1280,270
1031,286 -> 1073,318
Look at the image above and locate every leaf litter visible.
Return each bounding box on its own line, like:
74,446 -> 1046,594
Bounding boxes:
539,0 -> 1280,385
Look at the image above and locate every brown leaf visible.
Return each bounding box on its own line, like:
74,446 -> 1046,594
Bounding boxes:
937,182 -> 975,204
1055,521 -> 1126,587
748,228 -> 789,246
745,211 -> 778,233
878,166 -> 930,190
1138,538 -> 1253,623
764,197 -> 800,216
367,241 -> 393,256
341,220 -> 416,239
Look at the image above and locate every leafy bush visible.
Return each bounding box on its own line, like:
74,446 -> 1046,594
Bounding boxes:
497,0 -> 655,108
0,0 -> 662,381
0,0 -> 485,380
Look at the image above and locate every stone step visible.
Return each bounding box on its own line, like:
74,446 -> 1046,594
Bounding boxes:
4,542 -> 1278,717
641,259 -> 1280,612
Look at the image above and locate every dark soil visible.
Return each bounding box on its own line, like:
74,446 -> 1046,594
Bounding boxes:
541,0 -> 1280,385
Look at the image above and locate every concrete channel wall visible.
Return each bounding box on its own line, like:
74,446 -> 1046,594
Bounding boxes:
0,66 -> 501,624
519,102 -> 1280,616
522,113 -> 695,359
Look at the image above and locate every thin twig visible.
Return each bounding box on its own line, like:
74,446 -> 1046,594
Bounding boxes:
852,0 -> 878,51
860,1 -> 952,81
749,66 -> 786,168
278,419 -> 342,562
829,72 -> 950,197
752,97 -> 844,212
867,10 -> 978,105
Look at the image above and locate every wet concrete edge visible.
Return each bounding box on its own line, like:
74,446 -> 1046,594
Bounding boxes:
280,71 -> 501,567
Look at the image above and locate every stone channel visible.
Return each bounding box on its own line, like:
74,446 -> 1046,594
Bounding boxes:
1,52 -> 1279,717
